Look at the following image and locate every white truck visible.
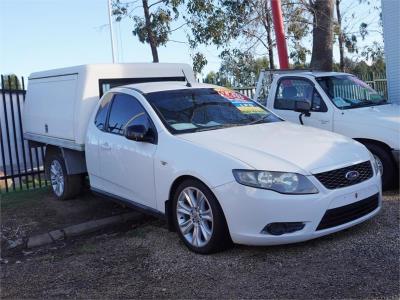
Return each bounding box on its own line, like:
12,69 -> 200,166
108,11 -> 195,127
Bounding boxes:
254,70 -> 400,189
23,64 -> 382,253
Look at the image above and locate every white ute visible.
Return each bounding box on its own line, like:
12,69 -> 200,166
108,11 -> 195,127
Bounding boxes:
24,64 -> 382,253
255,70 -> 400,189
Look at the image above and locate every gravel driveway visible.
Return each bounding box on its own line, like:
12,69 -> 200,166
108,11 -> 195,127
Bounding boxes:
1,191 -> 399,299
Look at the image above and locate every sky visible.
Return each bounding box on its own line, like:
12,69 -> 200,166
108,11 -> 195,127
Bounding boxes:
0,0 -> 383,81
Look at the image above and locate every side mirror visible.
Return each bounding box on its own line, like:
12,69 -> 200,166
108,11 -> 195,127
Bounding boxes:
294,101 -> 311,117
124,125 -> 155,143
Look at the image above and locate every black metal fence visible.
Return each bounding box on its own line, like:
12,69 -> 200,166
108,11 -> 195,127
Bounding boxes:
0,75 -> 48,193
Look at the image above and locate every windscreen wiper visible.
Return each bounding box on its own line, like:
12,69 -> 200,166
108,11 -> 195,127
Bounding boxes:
248,114 -> 271,125
194,124 -> 242,132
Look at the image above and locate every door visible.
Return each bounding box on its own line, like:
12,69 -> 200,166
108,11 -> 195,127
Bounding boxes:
98,93 -> 157,208
272,77 -> 333,131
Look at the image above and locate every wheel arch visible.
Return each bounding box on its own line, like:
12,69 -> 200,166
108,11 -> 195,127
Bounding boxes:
165,175 -> 230,234
44,145 -> 87,176
353,138 -> 393,160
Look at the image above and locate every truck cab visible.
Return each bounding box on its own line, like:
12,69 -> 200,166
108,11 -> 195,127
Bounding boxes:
256,71 -> 400,189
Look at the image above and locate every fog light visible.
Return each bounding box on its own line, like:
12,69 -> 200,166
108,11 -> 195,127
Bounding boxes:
262,222 -> 305,235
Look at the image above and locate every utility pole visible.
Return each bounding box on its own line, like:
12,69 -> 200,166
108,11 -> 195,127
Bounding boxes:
107,0 -> 117,63
270,0 -> 289,69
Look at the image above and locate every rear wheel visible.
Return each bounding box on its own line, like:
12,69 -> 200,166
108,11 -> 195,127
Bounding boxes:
172,179 -> 232,254
45,153 -> 83,200
365,143 -> 394,190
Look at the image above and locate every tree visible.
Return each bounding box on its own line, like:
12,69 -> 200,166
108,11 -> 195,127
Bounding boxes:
309,0 -> 335,71
333,0 -> 384,71
1,74 -> 21,90
203,71 -> 218,84
186,0 -> 310,73
335,0 -> 345,71
218,50 -> 269,87
113,0 -> 184,62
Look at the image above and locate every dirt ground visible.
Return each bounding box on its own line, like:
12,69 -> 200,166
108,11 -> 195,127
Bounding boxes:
0,188 -> 130,252
0,189 -> 399,299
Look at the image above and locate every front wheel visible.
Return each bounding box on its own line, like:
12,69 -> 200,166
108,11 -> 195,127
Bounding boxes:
172,179 -> 232,254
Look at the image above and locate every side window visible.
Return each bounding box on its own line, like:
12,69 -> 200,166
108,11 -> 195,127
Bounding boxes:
95,92 -> 113,131
312,90 -> 327,112
274,78 -> 327,112
107,94 -> 149,135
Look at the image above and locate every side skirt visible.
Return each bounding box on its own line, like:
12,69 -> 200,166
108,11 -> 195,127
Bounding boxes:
91,187 -> 166,220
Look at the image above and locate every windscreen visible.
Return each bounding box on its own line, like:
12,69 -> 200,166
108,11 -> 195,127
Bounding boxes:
316,75 -> 387,109
146,87 -> 281,134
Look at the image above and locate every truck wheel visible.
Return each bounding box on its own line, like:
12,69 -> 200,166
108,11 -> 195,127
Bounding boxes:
172,179 -> 232,254
45,153 -> 83,200
365,143 -> 394,190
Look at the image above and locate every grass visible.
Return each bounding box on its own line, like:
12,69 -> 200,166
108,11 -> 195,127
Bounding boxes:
1,175 -> 49,194
0,187 -> 50,210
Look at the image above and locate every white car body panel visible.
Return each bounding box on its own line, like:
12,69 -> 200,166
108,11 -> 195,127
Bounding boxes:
179,122 -> 370,174
85,82 -> 382,246
23,63 -> 195,149
265,72 -> 400,152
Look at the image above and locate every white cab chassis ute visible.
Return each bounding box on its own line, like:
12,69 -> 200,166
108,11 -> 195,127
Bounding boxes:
255,70 -> 400,189
23,63 -> 194,198
24,65 -> 382,254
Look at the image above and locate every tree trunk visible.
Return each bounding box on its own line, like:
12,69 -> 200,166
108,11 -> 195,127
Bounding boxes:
310,0 -> 334,71
336,0 -> 344,71
142,0 -> 159,62
265,1 -> 275,69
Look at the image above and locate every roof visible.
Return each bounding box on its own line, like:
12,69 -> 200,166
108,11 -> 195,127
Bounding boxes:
275,71 -> 351,78
121,81 -> 218,94
29,63 -> 195,82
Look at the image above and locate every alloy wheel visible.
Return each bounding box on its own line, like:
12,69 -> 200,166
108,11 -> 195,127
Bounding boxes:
50,160 -> 64,197
176,187 -> 214,247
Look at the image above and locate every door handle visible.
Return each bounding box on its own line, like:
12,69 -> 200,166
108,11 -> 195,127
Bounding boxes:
319,120 -> 329,125
101,142 -> 111,150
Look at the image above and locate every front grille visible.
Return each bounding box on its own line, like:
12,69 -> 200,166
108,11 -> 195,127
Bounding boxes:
317,193 -> 379,230
314,161 -> 373,190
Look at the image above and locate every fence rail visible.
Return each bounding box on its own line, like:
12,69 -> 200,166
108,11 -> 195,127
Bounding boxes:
0,75 -> 48,193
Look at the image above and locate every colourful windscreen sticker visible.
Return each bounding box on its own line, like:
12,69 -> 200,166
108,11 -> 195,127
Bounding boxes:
215,87 -> 250,101
215,88 -> 264,114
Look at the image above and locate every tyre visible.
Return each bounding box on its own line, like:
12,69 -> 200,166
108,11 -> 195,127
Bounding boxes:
172,179 -> 232,254
365,143 -> 394,190
45,152 -> 83,200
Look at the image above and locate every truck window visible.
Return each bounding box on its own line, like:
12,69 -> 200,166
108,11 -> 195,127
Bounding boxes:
274,78 -> 327,112
107,93 -> 148,135
95,93 -> 113,131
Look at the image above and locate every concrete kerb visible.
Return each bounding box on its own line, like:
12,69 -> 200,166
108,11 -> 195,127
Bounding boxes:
19,211 -> 143,249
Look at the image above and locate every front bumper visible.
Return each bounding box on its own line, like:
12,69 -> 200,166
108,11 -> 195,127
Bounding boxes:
212,174 -> 382,246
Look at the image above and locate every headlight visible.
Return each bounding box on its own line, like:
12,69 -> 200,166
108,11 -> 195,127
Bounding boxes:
232,170 -> 319,194
368,151 -> 380,175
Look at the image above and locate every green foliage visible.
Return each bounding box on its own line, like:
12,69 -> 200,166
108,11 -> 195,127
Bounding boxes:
361,41 -> 384,62
113,0 -> 184,61
204,71 -> 218,84
186,0 -> 310,73
2,74 -> 21,90
131,9 -> 173,47
334,0 -> 384,68
192,52 -> 208,74
214,49 -> 269,87
185,0 -> 247,47
332,56 -> 386,78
